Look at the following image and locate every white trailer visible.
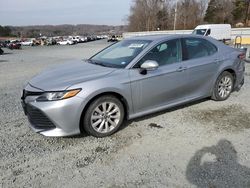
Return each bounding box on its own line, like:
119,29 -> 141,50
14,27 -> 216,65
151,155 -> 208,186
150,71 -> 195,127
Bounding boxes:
193,24 -> 231,41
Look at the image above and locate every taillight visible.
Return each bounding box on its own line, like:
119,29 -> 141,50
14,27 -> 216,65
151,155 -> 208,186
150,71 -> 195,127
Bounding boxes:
238,53 -> 246,60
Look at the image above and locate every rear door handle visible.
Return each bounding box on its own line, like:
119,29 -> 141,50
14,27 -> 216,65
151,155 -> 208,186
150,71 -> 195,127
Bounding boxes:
176,66 -> 187,72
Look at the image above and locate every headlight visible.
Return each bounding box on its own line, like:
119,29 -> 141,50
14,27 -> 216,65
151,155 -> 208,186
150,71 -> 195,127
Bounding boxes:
36,89 -> 81,102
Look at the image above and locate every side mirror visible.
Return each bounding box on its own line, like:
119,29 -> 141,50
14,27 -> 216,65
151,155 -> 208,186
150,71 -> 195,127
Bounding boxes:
139,60 -> 159,75
140,60 -> 159,75
141,60 -> 159,70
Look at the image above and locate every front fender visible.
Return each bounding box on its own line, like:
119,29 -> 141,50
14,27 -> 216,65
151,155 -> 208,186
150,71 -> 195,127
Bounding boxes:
68,77 -> 133,125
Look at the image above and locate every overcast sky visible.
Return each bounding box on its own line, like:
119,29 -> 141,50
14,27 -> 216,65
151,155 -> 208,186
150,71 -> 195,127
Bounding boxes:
0,0 -> 133,26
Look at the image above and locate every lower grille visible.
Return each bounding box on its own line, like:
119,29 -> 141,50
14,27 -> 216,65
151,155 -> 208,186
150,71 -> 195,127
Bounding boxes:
26,105 -> 56,129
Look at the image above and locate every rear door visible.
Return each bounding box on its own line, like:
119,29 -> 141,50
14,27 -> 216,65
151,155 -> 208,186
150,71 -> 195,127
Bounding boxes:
181,37 -> 221,99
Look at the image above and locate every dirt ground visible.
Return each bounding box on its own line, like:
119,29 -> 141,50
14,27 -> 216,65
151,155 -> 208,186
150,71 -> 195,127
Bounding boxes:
0,40 -> 250,188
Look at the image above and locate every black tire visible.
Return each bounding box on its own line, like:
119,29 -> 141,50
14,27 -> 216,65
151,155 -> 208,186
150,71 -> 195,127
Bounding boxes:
212,71 -> 234,101
83,95 -> 125,137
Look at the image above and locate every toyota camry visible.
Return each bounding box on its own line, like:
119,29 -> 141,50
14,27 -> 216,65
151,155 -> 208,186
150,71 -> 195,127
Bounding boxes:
21,35 -> 245,137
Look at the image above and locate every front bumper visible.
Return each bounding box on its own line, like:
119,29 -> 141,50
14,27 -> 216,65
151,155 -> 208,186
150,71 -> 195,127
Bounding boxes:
21,85 -> 86,137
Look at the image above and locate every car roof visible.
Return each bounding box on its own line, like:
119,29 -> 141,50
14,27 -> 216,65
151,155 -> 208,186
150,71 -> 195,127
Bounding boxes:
125,34 -> 173,41
125,34 -> 207,42
125,34 -> 222,45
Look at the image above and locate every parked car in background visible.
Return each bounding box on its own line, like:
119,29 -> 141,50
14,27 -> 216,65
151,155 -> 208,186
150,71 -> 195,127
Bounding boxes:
0,40 -> 9,48
89,36 -> 97,41
86,36 -> 92,42
79,37 -> 88,43
21,35 -> 245,138
0,47 -> 3,55
107,35 -> 123,42
108,35 -> 118,42
0,41 -> 4,48
21,39 -> 34,46
68,36 -> 79,44
57,39 -> 74,45
8,40 -> 22,50
46,38 -> 57,46
193,24 -> 231,42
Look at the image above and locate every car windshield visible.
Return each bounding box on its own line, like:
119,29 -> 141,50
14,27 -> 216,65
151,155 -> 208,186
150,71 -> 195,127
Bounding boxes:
89,40 -> 151,68
192,29 -> 207,36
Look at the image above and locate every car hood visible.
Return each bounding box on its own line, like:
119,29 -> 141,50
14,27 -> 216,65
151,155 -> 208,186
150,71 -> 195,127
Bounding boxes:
29,60 -> 116,91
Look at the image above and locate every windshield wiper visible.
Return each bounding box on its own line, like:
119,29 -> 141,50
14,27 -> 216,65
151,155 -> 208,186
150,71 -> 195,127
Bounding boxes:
87,59 -> 109,67
94,61 -> 109,67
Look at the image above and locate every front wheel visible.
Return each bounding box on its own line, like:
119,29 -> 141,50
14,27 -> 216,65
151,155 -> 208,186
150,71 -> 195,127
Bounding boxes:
212,71 -> 234,101
83,95 -> 125,137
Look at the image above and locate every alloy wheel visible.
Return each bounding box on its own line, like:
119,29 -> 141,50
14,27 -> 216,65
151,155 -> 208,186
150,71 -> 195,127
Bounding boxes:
91,102 -> 121,133
218,75 -> 233,99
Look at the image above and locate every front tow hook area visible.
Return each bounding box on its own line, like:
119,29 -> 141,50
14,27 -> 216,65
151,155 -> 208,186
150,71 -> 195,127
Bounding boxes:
21,100 -> 27,115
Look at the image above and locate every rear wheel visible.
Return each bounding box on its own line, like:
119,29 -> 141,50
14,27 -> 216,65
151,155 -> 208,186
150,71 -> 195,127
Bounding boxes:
83,95 -> 124,137
212,71 -> 234,101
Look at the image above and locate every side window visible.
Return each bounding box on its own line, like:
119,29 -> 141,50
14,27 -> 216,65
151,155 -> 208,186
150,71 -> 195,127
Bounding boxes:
183,38 -> 217,60
136,39 -> 181,67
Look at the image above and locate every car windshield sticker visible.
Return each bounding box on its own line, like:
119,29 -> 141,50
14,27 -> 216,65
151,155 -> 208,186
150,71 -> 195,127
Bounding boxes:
121,62 -> 126,65
128,43 -> 144,48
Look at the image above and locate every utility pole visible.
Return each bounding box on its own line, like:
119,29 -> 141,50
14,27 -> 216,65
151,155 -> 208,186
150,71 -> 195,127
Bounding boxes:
174,0 -> 178,30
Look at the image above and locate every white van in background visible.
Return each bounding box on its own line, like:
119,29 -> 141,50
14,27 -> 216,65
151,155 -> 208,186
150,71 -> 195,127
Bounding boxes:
193,24 -> 231,41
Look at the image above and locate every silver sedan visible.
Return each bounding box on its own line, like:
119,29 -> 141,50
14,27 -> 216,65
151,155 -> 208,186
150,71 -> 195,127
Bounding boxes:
21,35 -> 245,137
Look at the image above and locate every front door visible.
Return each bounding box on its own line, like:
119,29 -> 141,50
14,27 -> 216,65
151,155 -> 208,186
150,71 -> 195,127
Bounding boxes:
129,39 -> 189,114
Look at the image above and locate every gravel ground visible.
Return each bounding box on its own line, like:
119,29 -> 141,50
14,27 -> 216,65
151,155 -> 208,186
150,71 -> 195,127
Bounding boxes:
0,40 -> 250,188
